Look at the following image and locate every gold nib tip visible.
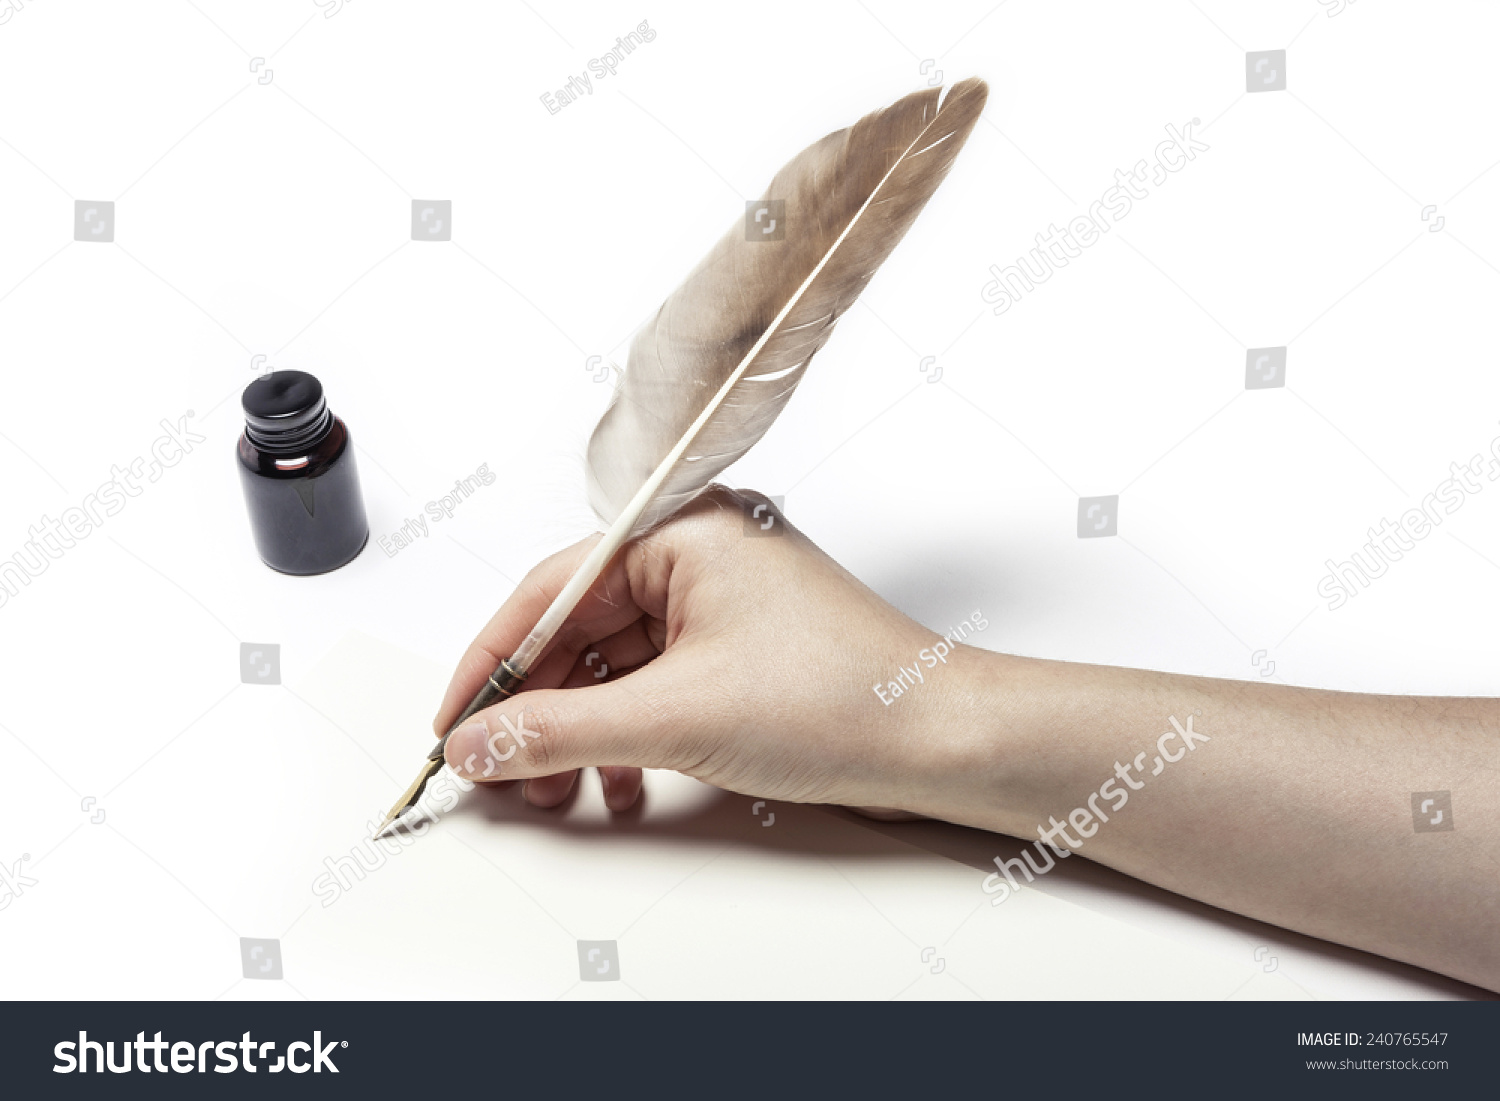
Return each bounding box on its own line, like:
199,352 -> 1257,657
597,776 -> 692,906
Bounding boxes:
374,755 -> 444,839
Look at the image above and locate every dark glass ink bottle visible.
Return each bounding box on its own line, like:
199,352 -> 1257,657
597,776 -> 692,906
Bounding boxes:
237,371 -> 369,575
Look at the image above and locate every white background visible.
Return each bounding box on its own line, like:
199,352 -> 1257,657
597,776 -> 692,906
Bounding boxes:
1,0 -> 1496,1000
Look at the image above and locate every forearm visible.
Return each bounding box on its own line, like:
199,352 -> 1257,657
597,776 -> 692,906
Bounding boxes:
932,649 -> 1500,990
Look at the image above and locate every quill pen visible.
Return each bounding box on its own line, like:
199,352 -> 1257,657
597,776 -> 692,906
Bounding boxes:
376,78 -> 988,836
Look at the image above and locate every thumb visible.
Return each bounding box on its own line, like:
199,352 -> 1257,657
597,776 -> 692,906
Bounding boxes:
442,673 -> 689,781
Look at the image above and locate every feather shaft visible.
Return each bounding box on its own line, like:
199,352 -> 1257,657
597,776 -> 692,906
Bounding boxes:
510,79 -> 987,673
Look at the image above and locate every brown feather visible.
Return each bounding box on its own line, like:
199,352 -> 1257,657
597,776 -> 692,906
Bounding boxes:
586,78 -> 989,538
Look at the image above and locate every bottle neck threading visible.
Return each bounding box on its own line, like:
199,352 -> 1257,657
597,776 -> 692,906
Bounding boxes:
244,401 -> 335,453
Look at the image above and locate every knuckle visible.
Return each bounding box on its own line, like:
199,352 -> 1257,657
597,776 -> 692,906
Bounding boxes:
687,484 -> 749,523
726,486 -> 769,510
655,485 -> 758,549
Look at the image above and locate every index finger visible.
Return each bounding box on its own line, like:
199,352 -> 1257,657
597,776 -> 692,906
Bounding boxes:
432,534 -> 646,735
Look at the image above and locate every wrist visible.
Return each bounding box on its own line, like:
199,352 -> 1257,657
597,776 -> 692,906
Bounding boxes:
902,645 -> 1057,834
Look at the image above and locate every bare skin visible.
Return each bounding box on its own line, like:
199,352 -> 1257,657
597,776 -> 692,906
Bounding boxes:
435,488 -> 1500,992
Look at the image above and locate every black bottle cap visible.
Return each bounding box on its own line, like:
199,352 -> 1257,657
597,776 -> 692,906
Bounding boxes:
242,370 -> 335,451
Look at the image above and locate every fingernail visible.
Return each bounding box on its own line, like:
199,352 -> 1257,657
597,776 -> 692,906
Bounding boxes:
445,719 -> 490,776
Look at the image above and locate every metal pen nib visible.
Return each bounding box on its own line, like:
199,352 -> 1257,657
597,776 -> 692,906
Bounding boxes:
373,658 -> 529,838
374,748 -> 446,838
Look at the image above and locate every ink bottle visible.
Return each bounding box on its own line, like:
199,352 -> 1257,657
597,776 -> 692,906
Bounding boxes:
237,370 -> 369,575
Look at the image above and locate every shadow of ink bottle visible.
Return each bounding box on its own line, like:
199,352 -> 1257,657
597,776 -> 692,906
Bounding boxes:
237,370 -> 369,575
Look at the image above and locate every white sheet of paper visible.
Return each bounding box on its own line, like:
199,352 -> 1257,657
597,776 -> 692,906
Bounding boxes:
274,631 -> 1310,1000
0,630 -> 1468,1000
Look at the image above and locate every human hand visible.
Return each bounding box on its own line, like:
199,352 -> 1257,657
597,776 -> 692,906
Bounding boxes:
434,487 -> 995,819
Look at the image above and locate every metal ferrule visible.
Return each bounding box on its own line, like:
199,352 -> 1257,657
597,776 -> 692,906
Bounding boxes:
428,659 -> 530,760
